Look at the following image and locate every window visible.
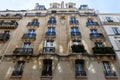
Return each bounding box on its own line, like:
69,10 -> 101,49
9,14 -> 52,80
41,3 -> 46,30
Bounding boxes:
103,61 -> 116,76
39,5 -> 46,10
73,40 -> 81,45
79,5 -> 88,10
31,19 -> 39,26
36,13 -> 41,16
75,60 -> 86,76
112,27 -> 120,35
22,43 -> 31,48
71,27 -> 80,36
43,40 -> 55,53
48,17 -> 56,24
90,29 -> 99,37
87,19 -> 94,26
12,61 -> 25,77
46,27 -> 56,36
70,17 -> 78,24
48,27 -> 55,33
42,59 -> 52,76
95,42 -> 103,47
106,17 -> 113,22
28,30 -> 35,38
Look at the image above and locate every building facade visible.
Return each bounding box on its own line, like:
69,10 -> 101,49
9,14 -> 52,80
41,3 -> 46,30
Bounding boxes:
0,2 -> 119,80
99,14 -> 120,75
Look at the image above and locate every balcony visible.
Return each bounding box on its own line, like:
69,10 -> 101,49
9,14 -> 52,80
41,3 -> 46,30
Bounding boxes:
0,33 -> 10,42
42,70 -> 52,76
45,32 -> 56,39
86,22 -> 99,29
0,21 -> 18,29
92,47 -> 115,55
11,69 -> 23,77
76,71 -> 86,77
90,33 -> 105,41
0,14 -> 22,19
47,19 -> 56,26
104,71 -> 117,79
13,48 -> 33,56
27,22 -> 39,29
41,70 -> 52,80
71,45 -> 86,53
22,34 -> 36,42
43,47 -> 55,54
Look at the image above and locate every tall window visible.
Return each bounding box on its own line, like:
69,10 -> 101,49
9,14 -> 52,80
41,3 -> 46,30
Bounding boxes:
103,61 -> 116,76
71,27 -> 80,36
48,17 -> 56,24
22,43 -> 31,48
75,60 -> 86,76
28,30 -> 35,37
31,19 -> 39,26
48,27 -> 55,33
90,29 -> 99,38
44,40 -> 55,53
44,40 -> 54,47
95,42 -> 103,47
46,27 -> 56,36
42,59 -> 52,76
103,61 -> 111,72
112,27 -> 120,35
70,17 -> 78,24
12,61 -> 25,76
87,19 -> 94,25
106,17 -> 113,22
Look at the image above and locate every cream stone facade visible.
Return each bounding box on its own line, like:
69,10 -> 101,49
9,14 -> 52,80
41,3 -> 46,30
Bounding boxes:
0,2 -> 119,80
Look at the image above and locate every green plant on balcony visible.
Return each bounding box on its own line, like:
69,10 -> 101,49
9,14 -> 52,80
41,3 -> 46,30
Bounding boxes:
71,45 -> 86,53
92,47 -> 115,54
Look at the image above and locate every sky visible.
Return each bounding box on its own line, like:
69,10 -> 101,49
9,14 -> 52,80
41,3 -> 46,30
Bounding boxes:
0,0 -> 120,13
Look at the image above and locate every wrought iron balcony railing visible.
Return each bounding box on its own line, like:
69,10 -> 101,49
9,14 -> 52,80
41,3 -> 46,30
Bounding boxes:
13,48 -> 33,56
11,69 -> 23,77
22,34 -> 36,42
42,70 -> 52,76
43,47 -> 55,54
71,32 -> 81,38
104,71 -> 117,77
92,47 -> 115,55
76,71 -> 87,76
0,14 -> 22,19
70,20 -> 79,25
71,45 -> 86,53
27,22 -> 39,27
86,22 -> 99,26
0,21 -> 18,29
45,32 -> 56,38
90,33 -> 105,41
0,33 -> 10,42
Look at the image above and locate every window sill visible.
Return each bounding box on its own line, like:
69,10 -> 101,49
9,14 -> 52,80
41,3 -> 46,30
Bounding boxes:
76,76 -> 87,78
105,76 -> 118,79
11,75 -> 22,78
